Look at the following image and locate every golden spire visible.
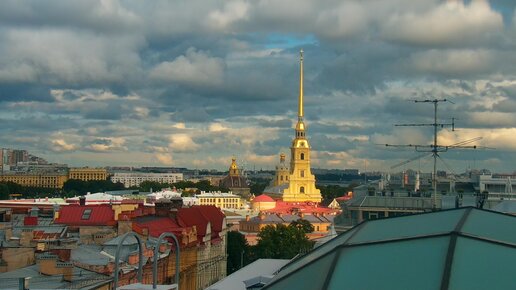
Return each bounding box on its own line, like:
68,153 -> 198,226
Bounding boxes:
298,49 -> 304,120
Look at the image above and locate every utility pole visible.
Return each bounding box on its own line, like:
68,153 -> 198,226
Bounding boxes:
385,99 -> 480,210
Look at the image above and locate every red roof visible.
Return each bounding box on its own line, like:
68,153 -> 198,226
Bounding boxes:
263,201 -> 340,215
54,204 -> 116,226
253,194 -> 275,203
24,216 -> 38,226
133,216 -> 186,238
177,206 -> 225,241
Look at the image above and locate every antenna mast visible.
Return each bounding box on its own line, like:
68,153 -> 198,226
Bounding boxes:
385,99 -> 480,210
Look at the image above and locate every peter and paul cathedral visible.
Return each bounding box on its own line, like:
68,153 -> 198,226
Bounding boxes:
264,50 -> 322,203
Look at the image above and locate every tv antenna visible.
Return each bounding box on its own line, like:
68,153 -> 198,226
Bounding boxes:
384,99 -> 484,210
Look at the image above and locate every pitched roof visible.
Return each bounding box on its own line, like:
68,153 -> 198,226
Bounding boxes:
54,204 -> 116,226
177,206 -> 225,240
132,215 -> 185,238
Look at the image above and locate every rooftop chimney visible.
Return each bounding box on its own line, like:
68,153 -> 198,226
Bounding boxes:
79,196 -> 86,206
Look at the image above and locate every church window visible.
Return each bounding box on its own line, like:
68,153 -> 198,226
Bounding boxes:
280,176 -> 283,181
300,186 -> 305,193
300,153 -> 305,160
300,170 -> 305,177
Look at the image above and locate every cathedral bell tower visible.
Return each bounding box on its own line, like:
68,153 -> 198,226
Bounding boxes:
281,50 -> 322,203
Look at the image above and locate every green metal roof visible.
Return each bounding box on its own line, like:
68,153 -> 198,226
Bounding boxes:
263,207 -> 516,290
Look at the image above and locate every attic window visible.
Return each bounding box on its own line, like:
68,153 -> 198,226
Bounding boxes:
81,209 -> 92,220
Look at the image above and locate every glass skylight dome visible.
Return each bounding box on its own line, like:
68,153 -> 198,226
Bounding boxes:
263,207 -> 516,290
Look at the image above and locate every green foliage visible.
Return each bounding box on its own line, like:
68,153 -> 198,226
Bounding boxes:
0,182 -> 60,198
63,179 -> 125,196
254,223 -> 314,259
227,231 -> 252,274
139,181 -> 169,192
248,177 -> 271,195
138,180 -> 228,194
290,219 -> 314,234
317,184 -> 355,203
0,183 -> 10,200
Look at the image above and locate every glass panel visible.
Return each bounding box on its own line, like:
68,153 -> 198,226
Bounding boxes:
461,210 -> 516,245
327,237 -> 449,290
266,251 -> 336,290
273,226 -> 359,279
448,237 -> 516,290
349,209 -> 465,244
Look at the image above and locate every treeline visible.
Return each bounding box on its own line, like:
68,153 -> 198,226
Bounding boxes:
62,179 -> 125,197
317,183 -> 358,203
135,180 -> 228,195
227,219 -> 315,274
0,181 -> 62,199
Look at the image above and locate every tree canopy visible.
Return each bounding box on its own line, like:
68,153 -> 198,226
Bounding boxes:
226,231 -> 252,274
254,220 -> 315,259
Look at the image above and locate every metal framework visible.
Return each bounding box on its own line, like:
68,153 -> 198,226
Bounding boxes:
113,232 -> 144,288
385,99 -> 481,209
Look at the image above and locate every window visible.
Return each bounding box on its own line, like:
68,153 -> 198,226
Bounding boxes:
300,153 -> 305,160
300,170 -> 305,177
300,186 -> 305,194
81,209 -> 92,220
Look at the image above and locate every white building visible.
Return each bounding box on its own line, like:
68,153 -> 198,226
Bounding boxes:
479,174 -> 516,199
111,172 -> 183,188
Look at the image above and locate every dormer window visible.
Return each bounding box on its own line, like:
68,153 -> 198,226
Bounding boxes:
81,209 -> 92,220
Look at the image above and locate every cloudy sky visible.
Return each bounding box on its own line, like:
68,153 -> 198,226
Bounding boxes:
1,0 -> 515,173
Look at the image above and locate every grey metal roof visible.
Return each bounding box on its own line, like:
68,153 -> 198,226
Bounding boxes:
262,184 -> 289,195
263,207 -> 516,290
71,245 -> 111,266
0,264 -> 111,290
206,259 -> 290,290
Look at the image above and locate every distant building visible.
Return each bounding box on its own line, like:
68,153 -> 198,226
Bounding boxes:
239,212 -> 334,245
68,167 -> 108,181
111,172 -> 184,188
479,173 -> 516,199
196,191 -> 243,210
218,158 -> 250,197
0,173 -> 68,189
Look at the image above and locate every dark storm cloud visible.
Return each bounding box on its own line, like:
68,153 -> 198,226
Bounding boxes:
0,84 -> 54,102
0,0 -> 514,171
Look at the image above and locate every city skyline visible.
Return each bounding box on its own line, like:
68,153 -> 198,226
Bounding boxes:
1,1 -> 516,173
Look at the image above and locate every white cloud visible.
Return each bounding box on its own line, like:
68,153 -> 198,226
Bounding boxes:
86,137 -> 127,152
315,1 -> 368,39
172,123 -> 186,129
209,123 -> 228,132
150,48 -> 225,87
382,0 -> 503,45
439,128 -> 516,151
206,0 -> 249,30
168,134 -> 200,152
155,153 -> 174,165
51,139 -> 77,152
410,49 -> 492,75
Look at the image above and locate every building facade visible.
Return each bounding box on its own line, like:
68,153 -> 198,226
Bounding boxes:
68,168 -> 108,181
0,173 -> 68,189
196,191 -> 243,210
111,172 -> 184,188
219,158 -> 251,197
